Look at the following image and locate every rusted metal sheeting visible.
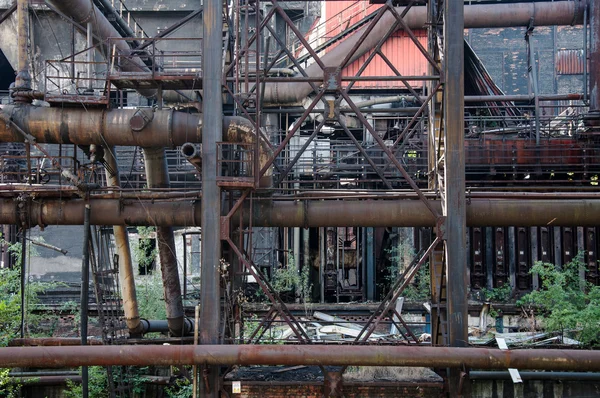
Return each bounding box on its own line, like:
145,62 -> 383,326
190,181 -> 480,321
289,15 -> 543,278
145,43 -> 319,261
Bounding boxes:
557,49 -> 585,75
263,1 -> 584,104
342,30 -> 428,89
3,198 -> 600,228
1,345 -> 600,371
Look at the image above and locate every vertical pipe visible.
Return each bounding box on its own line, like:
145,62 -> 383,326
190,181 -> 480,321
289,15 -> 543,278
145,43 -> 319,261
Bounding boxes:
584,4 -> 588,104
86,22 -> 93,91
590,0 -> 600,114
192,304 -> 200,398
80,204 -> 91,398
143,148 -> 187,336
104,147 -> 143,336
444,0 -> 467,395
319,227 -> 324,303
15,0 -> 31,92
201,0 -> 223,393
294,227 -> 300,302
303,228 -> 310,301
20,230 -> 27,339
366,227 -> 374,301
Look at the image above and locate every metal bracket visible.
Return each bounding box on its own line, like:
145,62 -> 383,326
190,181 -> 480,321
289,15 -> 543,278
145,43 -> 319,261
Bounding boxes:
436,216 -> 446,239
220,216 -> 230,240
323,67 -> 341,92
130,108 -> 154,131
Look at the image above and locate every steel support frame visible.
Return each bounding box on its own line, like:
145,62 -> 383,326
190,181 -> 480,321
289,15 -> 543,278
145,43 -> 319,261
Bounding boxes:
442,0 -> 468,395
201,0 -> 223,394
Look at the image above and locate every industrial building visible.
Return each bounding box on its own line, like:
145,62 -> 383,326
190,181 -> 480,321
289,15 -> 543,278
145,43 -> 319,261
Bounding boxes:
0,0 -> 600,396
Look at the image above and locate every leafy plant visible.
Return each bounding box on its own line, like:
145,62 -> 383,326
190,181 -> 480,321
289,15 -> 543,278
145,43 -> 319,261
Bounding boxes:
133,226 -> 157,275
271,252 -> 312,304
64,366 -> 110,398
137,272 -> 167,320
481,284 -> 512,318
402,264 -> 431,302
518,252 -> 600,347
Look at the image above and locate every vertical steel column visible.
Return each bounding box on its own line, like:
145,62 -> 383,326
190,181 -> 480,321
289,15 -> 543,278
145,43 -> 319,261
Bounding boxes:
201,0 -> 223,394
443,0 -> 468,395
104,147 -> 142,336
80,204 -> 91,398
590,0 -> 600,114
366,227 -> 375,301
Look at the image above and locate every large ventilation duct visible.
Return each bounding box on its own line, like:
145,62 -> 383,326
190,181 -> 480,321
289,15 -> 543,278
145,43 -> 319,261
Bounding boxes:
263,1 -> 586,105
0,106 -> 273,187
4,197 -> 600,228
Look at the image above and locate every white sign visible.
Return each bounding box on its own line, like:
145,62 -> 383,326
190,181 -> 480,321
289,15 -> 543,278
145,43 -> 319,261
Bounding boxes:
232,381 -> 241,394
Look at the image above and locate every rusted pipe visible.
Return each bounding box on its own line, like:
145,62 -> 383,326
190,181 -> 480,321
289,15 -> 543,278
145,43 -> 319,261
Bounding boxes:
46,0 -> 155,97
104,147 -> 143,336
8,338 -> 103,346
263,1 -> 585,104
0,106 -> 272,186
4,198 -> 600,228
143,148 -> 191,337
14,0 -> 31,96
181,143 -> 202,174
6,375 -> 82,385
1,345 -> 600,371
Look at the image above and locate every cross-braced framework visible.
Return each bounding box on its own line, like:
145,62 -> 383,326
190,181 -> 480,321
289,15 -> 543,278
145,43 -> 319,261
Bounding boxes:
217,0 -> 463,381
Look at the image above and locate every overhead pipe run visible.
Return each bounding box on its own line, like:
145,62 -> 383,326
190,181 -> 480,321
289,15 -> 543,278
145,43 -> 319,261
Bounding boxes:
0,106 -> 273,187
46,0 -> 155,97
262,1 -> 586,105
1,345 -> 600,372
4,197 -> 600,228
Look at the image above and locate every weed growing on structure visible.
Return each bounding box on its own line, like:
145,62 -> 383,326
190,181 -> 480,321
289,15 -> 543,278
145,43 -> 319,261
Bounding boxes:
481,284 -> 512,318
64,366 -> 110,398
518,252 -> 600,347
137,271 -> 167,321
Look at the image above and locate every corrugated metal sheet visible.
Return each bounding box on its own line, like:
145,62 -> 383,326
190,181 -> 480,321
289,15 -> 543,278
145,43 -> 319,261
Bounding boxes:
325,1 -> 381,40
342,30 -> 428,89
325,1 -> 429,89
556,49 -> 585,75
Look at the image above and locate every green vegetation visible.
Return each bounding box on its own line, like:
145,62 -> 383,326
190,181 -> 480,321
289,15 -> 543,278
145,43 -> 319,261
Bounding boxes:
270,252 -> 312,303
0,237 -> 60,397
518,253 -> 600,347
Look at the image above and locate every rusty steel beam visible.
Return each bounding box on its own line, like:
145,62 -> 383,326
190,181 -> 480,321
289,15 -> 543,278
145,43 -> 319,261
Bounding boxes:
1,345 -> 600,371
3,198 -> 600,228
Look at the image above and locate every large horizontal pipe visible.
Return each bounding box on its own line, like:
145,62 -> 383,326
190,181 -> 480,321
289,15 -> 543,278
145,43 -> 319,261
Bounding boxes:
0,105 -> 272,186
264,1 -> 585,104
1,345 -> 599,371
3,197 -> 600,227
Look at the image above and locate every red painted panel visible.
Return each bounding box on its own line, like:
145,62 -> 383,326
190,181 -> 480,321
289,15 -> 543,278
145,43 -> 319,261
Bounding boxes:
323,1 -> 429,89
